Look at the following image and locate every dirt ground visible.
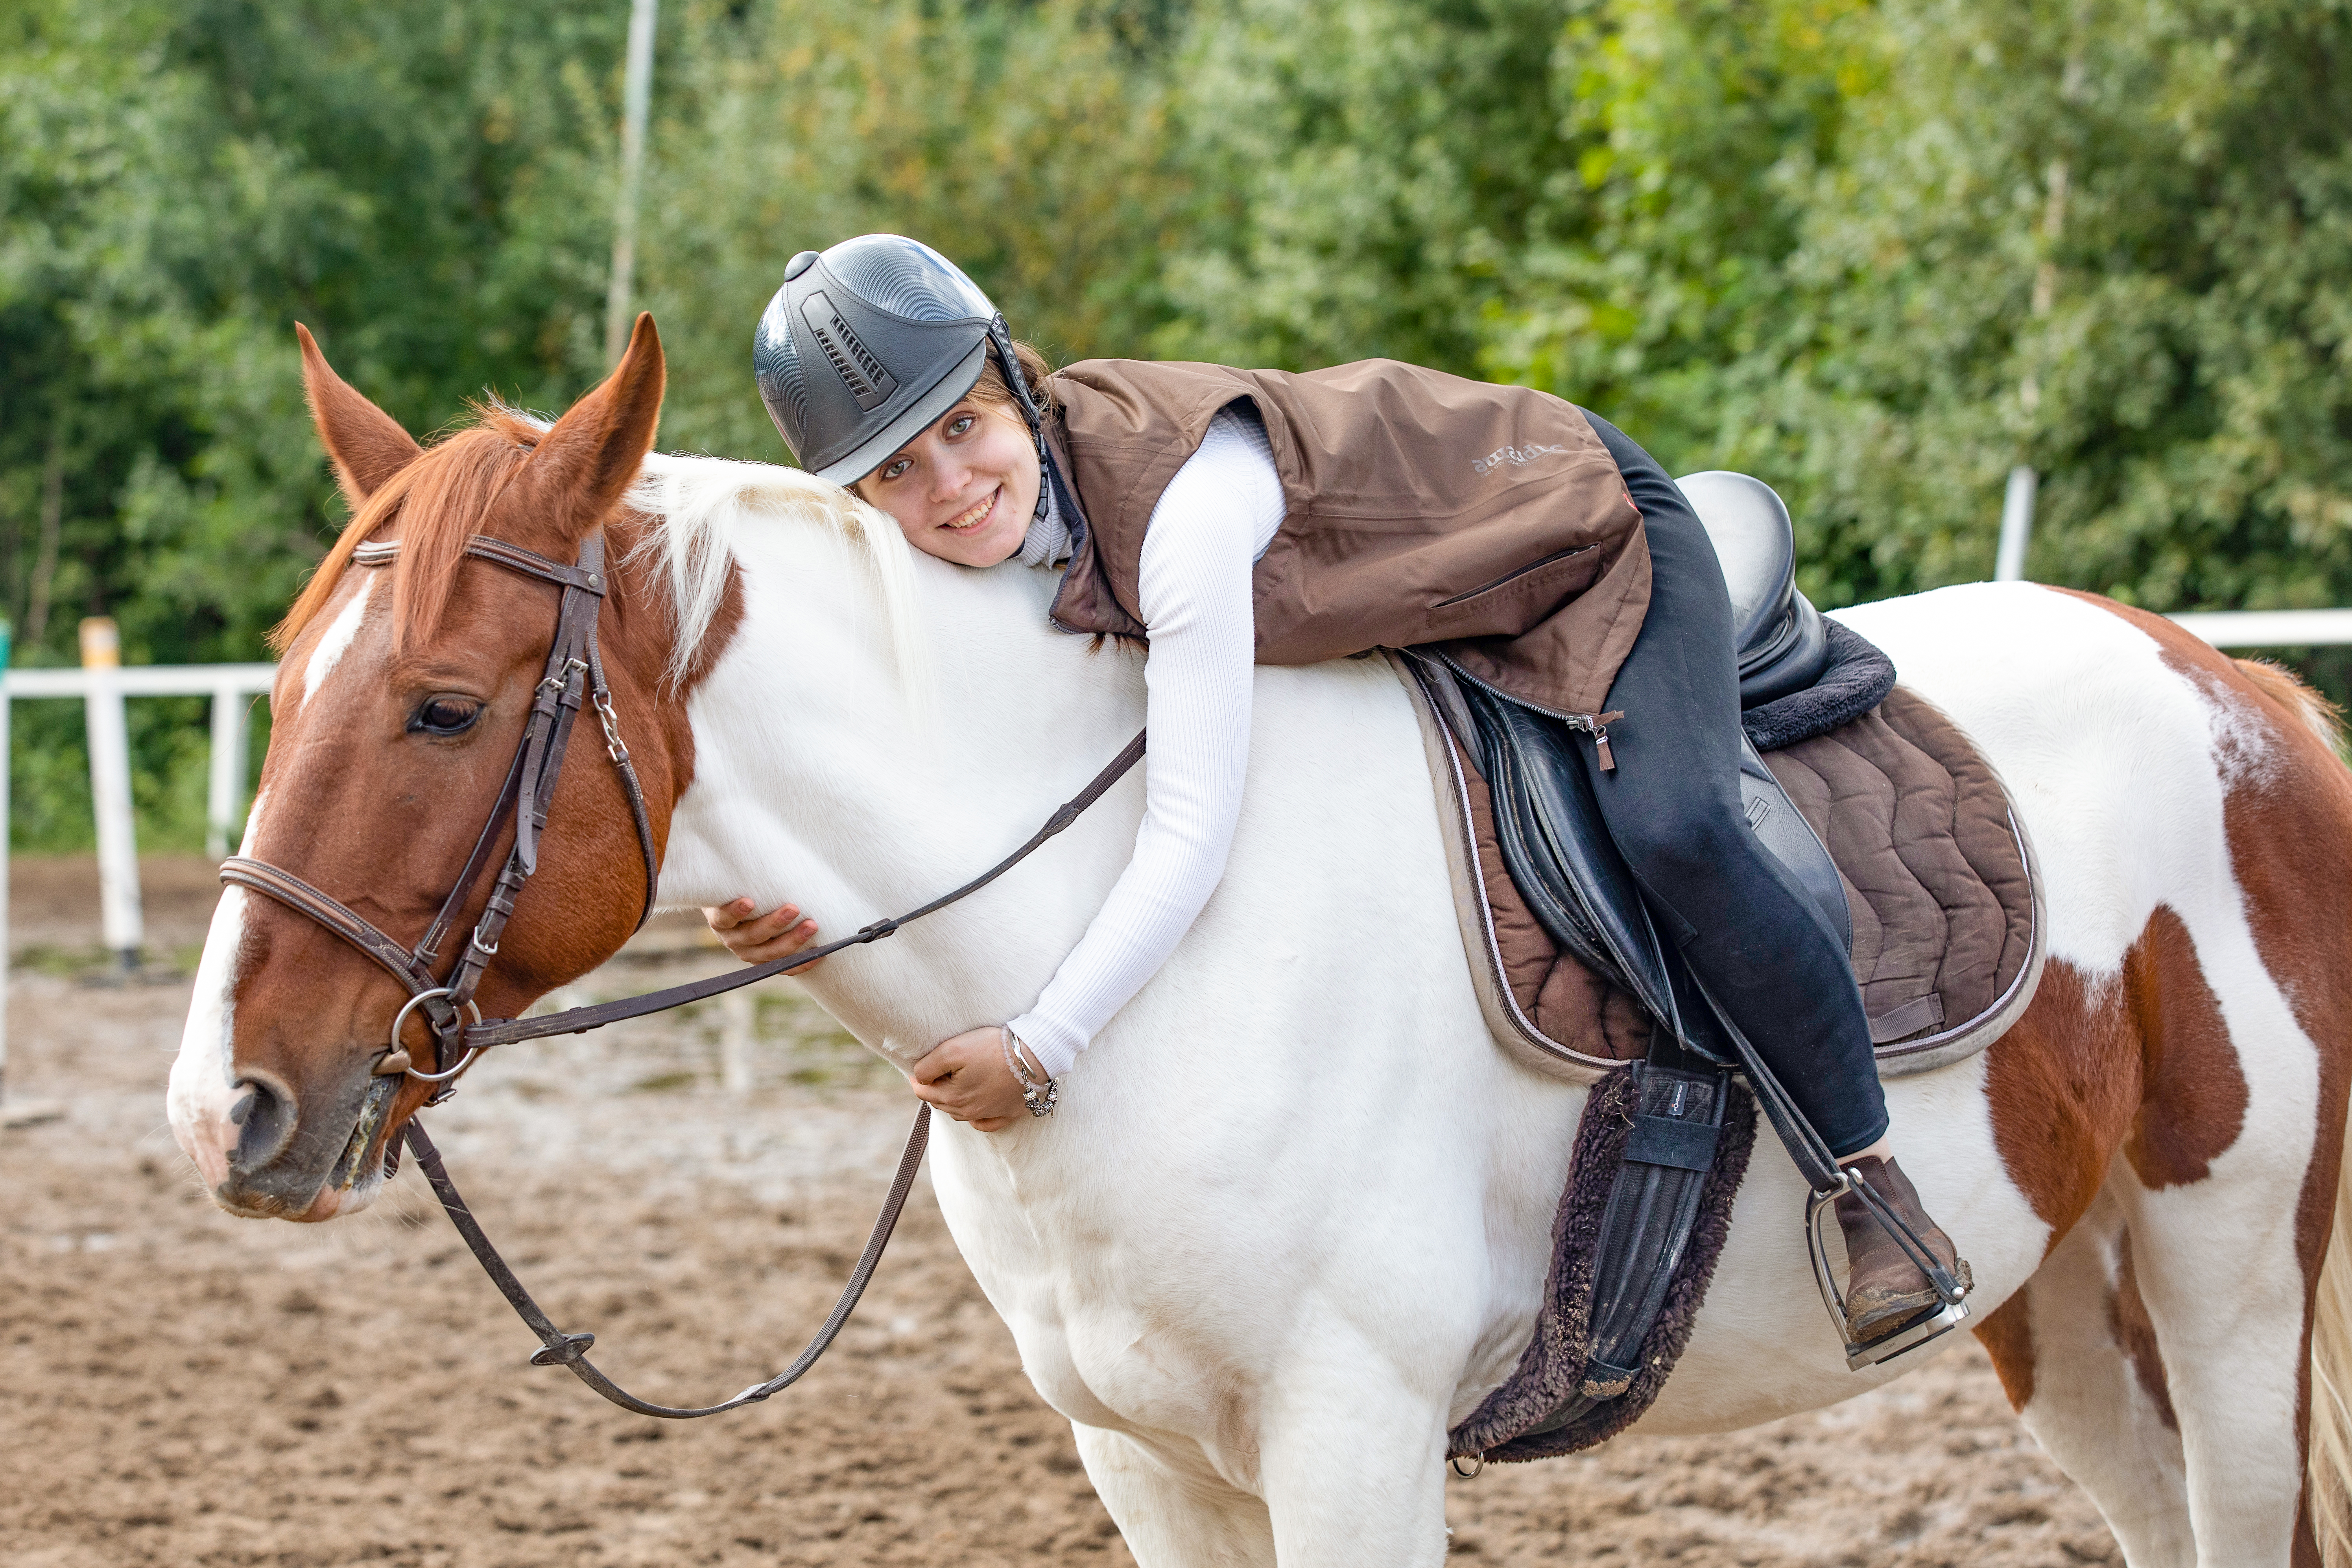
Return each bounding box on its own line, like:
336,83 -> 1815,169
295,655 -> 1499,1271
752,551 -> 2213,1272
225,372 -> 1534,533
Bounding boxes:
1,856 -> 2123,1566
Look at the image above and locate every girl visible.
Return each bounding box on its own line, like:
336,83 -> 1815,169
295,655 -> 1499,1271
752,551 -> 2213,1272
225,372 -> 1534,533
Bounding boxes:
708,234 -> 1966,1348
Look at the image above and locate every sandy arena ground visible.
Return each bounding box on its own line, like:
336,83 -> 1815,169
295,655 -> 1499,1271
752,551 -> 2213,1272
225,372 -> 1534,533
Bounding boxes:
1,856 -> 2124,1566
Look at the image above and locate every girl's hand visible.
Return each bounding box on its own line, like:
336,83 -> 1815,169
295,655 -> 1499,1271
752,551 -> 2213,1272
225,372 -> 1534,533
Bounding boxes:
702,898 -> 824,970
910,1027 -> 1045,1132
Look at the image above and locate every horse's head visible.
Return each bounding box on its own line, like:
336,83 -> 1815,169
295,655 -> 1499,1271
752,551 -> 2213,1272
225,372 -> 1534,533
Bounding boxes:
168,317 -> 701,1221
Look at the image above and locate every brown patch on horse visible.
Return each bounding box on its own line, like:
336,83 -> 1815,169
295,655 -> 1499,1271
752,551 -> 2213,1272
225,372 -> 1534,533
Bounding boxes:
220,314 -> 714,1210
1984,905 -> 2251,1234
1982,959 -> 2140,1238
2109,1228 -> 2179,1431
2123,906 -> 2250,1190
2214,671 -> 2352,1564
1973,1287 -> 2037,1413
2064,591 -> 2352,1560
274,412 -> 541,653
2234,657 -> 2348,754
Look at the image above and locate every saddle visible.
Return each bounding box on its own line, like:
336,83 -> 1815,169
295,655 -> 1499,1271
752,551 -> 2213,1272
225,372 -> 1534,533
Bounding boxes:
1403,472 -> 2046,1464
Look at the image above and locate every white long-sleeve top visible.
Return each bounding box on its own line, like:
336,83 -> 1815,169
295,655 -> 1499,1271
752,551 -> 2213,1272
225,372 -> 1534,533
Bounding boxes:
1005,407 -> 1285,1076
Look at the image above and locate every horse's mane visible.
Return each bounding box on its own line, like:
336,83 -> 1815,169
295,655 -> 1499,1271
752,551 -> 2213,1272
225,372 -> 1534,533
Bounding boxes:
625,449 -> 925,694
275,402 -> 924,695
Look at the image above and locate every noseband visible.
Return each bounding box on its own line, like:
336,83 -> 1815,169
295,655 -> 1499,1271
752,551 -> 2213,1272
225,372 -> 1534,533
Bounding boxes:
218,526 -> 1145,1417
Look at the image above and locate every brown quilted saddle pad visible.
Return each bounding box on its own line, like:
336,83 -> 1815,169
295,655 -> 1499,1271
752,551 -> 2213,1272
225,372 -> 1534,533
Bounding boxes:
1402,670 -> 2046,1082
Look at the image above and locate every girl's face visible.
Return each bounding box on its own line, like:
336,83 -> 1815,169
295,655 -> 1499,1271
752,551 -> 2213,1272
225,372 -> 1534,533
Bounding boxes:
854,398 -> 1039,568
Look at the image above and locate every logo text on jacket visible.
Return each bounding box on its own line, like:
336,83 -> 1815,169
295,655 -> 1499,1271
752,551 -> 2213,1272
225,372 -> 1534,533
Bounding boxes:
1472,443 -> 1567,476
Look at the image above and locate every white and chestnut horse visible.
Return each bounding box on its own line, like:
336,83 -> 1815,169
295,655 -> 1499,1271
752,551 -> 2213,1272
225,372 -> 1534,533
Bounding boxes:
170,321 -> 2352,1566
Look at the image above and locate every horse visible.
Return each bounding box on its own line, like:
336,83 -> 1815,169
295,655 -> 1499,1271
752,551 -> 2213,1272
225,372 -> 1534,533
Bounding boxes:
169,317 -> 2352,1566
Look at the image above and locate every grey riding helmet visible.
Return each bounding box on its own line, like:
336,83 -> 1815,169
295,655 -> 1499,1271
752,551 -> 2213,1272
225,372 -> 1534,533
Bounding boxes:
754,234 -> 1046,487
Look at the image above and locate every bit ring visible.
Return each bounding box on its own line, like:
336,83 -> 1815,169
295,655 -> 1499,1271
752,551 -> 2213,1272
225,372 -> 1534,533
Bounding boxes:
389,987 -> 484,1084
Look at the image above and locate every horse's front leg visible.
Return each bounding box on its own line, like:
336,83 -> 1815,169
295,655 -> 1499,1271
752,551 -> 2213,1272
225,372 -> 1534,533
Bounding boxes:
1073,1424 -> 1276,1568
1253,1339 -> 1453,1566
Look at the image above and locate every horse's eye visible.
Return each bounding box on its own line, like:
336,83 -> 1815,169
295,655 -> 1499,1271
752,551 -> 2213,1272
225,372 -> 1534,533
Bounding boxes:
410,696 -> 482,737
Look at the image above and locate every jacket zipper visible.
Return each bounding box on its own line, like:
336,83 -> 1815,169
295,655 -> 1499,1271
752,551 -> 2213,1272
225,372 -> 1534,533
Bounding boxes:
1434,651 -> 1625,772
1430,544 -> 1594,609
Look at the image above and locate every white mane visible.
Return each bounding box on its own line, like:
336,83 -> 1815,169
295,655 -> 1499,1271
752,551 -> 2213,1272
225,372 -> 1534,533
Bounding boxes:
625,450 -> 926,694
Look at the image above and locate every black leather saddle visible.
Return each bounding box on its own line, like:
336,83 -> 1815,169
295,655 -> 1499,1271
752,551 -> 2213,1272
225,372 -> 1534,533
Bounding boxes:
1420,467 -> 1854,1007
1682,470 -> 1832,709
1682,469 -> 1852,954
1407,469 -> 1868,1438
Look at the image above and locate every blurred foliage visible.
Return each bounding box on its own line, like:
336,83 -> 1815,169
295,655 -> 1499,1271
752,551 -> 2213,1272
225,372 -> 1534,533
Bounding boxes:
2,0 -> 2349,848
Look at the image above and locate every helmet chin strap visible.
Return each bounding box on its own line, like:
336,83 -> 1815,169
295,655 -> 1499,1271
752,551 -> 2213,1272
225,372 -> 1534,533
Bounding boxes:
987,315 -> 1055,528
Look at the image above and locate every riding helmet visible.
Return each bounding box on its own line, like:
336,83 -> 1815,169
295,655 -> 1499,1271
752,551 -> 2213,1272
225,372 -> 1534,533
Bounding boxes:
755,234 -> 1044,487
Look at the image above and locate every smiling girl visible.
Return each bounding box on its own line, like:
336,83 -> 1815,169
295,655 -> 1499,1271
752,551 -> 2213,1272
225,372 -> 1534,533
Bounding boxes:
706,234 -> 1967,1347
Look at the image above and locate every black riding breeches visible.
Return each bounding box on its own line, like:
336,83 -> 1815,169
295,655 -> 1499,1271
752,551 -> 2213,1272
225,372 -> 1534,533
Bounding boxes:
1580,413 -> 1889,1158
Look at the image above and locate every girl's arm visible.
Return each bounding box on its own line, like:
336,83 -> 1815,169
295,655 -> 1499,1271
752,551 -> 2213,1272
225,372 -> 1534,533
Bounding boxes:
1004,409 -> 1283,1075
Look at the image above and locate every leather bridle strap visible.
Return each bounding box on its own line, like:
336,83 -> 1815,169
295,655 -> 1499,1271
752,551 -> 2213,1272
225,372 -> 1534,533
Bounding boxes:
220,858 -> 440,997
221,519 -> 1147,1423
460,728 -> 1148,1052
222,529 -> 662,1085
403,1107 -> 932,1418
395,730 -> 1146,1420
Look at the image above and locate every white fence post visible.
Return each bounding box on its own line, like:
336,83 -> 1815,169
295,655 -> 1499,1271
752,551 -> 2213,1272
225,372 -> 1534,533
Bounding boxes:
720,986 -> 756,1095
206,683 -> 247,860
1996,465 -> 2038,583
0,619 -> 11,1102
79,619 -> 143,969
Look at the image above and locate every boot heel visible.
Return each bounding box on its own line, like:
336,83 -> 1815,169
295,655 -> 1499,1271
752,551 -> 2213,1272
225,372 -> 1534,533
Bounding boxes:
1840,1297 -> 1968,1370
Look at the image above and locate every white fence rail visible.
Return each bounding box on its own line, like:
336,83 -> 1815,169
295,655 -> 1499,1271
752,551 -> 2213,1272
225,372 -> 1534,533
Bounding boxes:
0,605 -> 2345,1107
2167,609 -> 2352,648
0,657 -> 275,1106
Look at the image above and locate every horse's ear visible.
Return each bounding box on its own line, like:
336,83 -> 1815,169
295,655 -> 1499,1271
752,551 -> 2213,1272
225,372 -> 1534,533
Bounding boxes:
296,324 -> 422,502
511,312 -> 665,539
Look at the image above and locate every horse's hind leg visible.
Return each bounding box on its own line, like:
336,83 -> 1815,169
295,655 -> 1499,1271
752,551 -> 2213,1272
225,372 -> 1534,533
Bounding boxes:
1976,1185 -> 2195,1566
2114,1146 -> 2313,1567
1071,1424 -> 1275,1568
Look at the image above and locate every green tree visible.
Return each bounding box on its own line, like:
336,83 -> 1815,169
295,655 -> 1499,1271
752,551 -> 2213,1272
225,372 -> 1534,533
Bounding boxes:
636,0 -> 1187,463
1152,0 -> 1583,373
0,0 -> 631,846
1480,0 -> 2352,615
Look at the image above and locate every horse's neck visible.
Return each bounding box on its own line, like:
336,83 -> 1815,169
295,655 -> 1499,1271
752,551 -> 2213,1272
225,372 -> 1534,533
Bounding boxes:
656,513 -> 1147,1065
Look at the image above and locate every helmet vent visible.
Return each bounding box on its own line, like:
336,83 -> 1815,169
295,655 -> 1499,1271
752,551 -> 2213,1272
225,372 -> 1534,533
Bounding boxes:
799,291 -> 899,411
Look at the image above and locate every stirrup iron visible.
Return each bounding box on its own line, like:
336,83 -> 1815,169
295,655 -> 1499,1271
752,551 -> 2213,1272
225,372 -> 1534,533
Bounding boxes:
1804,1166 -> 1970,1370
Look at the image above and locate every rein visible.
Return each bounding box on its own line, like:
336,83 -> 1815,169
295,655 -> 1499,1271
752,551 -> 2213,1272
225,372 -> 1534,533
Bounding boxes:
223,527 -> 1146,1418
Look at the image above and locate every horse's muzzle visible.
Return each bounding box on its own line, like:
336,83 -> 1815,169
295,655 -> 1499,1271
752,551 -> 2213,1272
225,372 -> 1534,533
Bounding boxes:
211,1064 -> 387,1221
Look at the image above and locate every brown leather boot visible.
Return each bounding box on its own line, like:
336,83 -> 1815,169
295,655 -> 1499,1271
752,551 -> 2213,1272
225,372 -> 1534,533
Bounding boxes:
1834,1155 -> 1973,1344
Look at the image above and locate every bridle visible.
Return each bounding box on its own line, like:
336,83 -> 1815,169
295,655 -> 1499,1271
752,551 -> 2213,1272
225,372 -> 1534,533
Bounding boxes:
224,530 -> 659,1094
220,526 -> 1144,1418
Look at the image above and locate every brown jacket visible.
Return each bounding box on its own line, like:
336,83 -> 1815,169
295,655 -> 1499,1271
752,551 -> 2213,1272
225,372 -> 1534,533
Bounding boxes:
1042,358 -> 1650,720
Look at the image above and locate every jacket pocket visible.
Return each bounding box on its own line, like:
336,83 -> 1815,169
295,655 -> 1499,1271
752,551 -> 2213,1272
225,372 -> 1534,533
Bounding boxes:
1427,544 -> 1600,637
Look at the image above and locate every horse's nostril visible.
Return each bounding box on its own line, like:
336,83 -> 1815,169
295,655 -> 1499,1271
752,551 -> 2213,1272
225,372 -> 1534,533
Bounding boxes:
229,1077 -> 297,1170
